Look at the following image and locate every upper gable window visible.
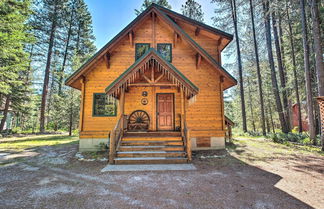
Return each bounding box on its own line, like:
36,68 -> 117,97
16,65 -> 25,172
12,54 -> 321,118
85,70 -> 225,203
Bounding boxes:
135,43 -> 150,60
93,93 -> 117,117
157,43 -> 172,62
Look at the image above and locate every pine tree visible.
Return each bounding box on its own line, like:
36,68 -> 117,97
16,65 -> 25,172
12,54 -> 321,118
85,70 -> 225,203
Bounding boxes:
299,0 -> 316,143
0,0 -> 33,132
310,0 -> 324,150
135,0 -> 171,15
249,0 -> 266,135
262,0 -> 289,133
181,0 -> 204,22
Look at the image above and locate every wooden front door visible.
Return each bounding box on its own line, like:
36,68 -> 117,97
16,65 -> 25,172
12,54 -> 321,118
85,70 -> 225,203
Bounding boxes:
157,94 -> 174,130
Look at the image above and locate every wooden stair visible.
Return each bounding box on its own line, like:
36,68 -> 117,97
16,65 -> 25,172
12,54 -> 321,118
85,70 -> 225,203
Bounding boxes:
114,131 -> 188,164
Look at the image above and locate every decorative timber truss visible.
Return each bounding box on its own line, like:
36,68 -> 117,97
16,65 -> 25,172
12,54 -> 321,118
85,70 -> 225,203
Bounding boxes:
105,48 -> 199,99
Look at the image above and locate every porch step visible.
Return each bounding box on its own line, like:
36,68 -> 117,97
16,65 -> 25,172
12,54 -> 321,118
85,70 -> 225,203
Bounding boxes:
114,131 -> 187,165
117,151 -> 186,158
114,157 -> 188,164
119,145 -> 184,151
125,131 -> 181,137
122,136 -> 182,141
120,140 -> 184,146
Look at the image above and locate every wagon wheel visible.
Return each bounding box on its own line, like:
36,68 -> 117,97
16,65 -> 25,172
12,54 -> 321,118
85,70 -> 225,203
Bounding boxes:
128,110 -> 150,131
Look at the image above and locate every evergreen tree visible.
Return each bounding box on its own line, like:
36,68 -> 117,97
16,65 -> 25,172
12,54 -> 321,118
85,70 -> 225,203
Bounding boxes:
181,0 -> 204,22
0,0 -> 34,132
135,0 -> 171,15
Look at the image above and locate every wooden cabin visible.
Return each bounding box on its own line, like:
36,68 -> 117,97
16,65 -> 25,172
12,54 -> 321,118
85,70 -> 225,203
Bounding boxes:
65,4 -> 237,164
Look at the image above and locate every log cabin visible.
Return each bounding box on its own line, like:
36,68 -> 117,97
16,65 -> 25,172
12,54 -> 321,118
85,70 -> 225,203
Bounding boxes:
65,3 -> 237,164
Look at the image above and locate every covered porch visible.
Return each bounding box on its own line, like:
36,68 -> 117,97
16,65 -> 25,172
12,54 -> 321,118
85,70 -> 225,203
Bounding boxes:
105,48 -> 199,164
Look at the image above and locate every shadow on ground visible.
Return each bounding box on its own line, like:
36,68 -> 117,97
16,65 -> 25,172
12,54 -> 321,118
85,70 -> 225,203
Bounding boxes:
0,138 -> 320,208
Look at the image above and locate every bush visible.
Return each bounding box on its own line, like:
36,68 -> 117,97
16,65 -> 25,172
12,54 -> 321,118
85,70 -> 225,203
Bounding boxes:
266,132 -> 321,146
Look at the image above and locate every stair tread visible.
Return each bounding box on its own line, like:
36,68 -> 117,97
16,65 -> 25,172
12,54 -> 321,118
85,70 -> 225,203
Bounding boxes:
117,151 -> 185,154
120,145 -> 183,148
122,140 -> 182,143
115,157 -> 187,160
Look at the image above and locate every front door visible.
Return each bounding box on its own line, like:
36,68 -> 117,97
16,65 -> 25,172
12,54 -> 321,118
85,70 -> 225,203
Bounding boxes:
157,93 -> 174,130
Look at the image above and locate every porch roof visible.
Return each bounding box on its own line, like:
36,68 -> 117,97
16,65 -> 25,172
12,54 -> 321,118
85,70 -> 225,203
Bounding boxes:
105,48 -> 199,98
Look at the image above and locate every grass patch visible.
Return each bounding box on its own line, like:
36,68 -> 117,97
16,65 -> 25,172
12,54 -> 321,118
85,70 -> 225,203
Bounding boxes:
0,135 -> 78,152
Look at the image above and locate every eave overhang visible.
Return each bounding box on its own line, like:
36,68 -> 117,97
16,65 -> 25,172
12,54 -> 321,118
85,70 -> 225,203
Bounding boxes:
105,48 -> 199,99
65,4 -> 237,91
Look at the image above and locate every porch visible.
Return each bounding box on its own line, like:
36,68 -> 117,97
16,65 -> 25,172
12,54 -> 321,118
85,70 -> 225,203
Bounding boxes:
106,49 -> 198,164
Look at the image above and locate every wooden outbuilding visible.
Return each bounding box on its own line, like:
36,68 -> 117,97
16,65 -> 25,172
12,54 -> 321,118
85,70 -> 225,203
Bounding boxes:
65,4 -> 237,164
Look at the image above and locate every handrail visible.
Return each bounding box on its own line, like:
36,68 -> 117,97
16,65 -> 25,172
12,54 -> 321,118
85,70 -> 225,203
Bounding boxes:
183,120 -> 192,162
109,114 -> 126,164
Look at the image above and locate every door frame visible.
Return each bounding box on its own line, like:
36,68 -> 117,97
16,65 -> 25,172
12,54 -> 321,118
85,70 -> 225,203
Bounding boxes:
156,93 -> 175,131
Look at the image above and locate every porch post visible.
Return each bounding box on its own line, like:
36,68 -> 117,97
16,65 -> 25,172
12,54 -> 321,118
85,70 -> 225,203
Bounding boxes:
79,76 -> 86,132
181,88 -> 186,134
119,89 -> 125,129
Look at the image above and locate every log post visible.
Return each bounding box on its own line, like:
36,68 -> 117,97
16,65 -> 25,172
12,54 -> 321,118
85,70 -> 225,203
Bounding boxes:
79,76 -> 86,132
109,130 -> 115,164
187,129 -> 192,161
119,89 -> 125,129
220,76 -> 225,130
181,88 -> 185,135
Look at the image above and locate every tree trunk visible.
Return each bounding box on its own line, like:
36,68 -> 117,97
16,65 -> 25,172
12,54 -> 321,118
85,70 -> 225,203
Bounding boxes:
271,11 -> 290,132
231,0 -> 247,132
58,3 -> 75,95
39,3 -> 58,133
247,77 -> 256,132
262,0 -> 288,133
310,0 -> 324,150
286,1 -> 303,133
265,106 -> 271,133
299,0 -> 316,143
249,0 -> 266,135
0,96 -> 10,132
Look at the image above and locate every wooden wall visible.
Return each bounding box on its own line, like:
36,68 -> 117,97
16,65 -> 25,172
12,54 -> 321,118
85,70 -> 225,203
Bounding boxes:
79,15 -> 226,138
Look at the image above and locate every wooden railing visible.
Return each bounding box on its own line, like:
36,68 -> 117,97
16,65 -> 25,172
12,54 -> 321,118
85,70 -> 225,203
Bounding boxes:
109,114 -> 127,164
182,118 -> 192,162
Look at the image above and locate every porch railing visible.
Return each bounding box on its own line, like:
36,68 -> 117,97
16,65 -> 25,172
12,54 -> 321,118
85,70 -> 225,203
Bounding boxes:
109,114 -> 127,164
181,115 -> 192,162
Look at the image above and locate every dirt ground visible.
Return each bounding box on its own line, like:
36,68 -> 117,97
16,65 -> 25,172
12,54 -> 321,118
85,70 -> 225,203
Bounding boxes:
0,137 -> 323,209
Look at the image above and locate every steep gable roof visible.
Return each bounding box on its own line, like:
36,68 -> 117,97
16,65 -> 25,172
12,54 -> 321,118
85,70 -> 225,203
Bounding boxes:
65,4 -> 236,90
105,48 -> 199,98
155,4 -> 233,47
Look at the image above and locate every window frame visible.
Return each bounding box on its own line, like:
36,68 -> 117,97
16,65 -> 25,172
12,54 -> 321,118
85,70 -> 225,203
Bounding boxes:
157,43 -> 172,63
135,43 -> 151,60
92,93 -> 117,117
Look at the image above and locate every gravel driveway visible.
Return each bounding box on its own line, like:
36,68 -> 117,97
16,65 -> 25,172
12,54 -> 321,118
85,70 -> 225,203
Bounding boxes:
0,137 -> 323,209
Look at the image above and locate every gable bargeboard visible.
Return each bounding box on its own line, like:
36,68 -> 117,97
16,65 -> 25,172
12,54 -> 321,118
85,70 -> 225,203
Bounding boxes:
65,5 -> 236,152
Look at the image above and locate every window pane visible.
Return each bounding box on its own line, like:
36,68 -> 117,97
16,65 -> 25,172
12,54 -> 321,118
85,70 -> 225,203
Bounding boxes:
135,43 -> 150,60
157,44 -> 172,62
93,94 -> 116,116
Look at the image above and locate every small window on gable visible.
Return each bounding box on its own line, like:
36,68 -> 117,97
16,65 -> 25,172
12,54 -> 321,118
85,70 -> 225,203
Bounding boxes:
135,43 -> 150,60
157,43 -> 172,62
93,93 -> 117,117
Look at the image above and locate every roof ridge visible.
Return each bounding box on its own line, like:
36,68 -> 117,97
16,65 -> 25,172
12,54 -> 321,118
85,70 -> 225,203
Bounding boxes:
150,3 -> 233,40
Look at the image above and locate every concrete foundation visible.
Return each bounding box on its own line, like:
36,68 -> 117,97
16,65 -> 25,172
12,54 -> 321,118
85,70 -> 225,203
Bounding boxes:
79,138 -> 108,152
191,136 -> 225,150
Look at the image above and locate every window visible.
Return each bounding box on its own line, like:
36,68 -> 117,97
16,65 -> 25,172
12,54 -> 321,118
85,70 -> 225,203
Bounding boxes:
157,43 -> 172,62
135,43 -> 150,60
93,93 -> 117,117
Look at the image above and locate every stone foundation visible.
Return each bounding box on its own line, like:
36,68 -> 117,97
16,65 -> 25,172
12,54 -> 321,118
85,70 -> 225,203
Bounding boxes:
79,138 -> 108,152
191,136 -> 225,150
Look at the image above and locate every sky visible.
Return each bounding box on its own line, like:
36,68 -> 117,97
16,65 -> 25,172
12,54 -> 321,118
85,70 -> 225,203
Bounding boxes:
84,0 -> 218,50
83,0 -> 235,96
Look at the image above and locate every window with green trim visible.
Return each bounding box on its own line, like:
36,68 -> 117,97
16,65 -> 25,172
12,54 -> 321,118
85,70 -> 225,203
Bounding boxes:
93,93 -> 117,117
157,43 -> 172,62
135,43 -> 150,60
